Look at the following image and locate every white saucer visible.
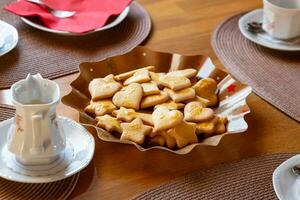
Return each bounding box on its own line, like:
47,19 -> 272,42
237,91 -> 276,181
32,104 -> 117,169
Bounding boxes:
238,9 -> 300,51
0,20 -> 18,56
0,116 -> 95,183
273,155 -> 300,200
20,6 -> 130,36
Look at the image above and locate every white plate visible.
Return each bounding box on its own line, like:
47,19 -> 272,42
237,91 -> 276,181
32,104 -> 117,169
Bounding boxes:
0,20 -> 18,56
0,116 -> 95,183
238,9 -> 300,51
273,155 -> 300,200
20,6 -> 130,36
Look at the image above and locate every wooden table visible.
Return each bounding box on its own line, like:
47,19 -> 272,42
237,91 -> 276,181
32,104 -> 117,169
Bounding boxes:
1,0 -> 299,199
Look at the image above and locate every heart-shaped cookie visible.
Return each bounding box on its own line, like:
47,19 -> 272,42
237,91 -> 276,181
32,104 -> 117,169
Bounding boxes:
152,107 -> 183,132
159,74 -> 191,91
115,66 -> 155,81
112,83 -> 143,110
123,69 -> 151,85
88,74 -> 122,100
184,101 -> 214,122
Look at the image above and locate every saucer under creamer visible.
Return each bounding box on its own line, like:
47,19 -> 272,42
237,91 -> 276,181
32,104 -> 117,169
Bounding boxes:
0,116 -> 95,183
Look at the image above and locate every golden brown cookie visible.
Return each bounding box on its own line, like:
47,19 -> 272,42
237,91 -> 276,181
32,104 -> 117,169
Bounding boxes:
167,68 -> 197,78
149,72 -> 165,87
184,101 -> 214,122
163,87 -> 195,103
195,116 -> 219,136
154,100 -> 185,110
84,100 -> 117,116
167,121 -> 198,148
159,130 -> 177,148
95,114 -> 122,133
120,118 -> 152,144
184,95 -> 210,107
114,66 -> 155,81
112,107 -> 153,126
214,117 -> 228,134
159,74 -> 191,91
88,74 -> 122,101
112,83 -> 143,110
149,135 -> 166,146
141,81 -> 160,96
123,69 -> 151,85
140,91 -> 169,109
193,78 -> 218,106
152,107 -> 183,132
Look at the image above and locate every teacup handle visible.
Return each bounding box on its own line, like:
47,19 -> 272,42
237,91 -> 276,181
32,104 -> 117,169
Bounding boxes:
30,113 -> 44,155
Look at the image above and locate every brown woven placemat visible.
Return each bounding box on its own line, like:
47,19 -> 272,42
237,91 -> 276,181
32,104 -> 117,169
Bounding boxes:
212,12 -> 300,122
0,1 -> 151,89
0,173 -> 79,200
0,104 -> 80,199
0,104 -> 14,121
134,153 -> 295,200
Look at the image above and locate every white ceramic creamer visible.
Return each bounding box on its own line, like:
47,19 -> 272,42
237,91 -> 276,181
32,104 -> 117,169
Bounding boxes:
7,74 -> 65,165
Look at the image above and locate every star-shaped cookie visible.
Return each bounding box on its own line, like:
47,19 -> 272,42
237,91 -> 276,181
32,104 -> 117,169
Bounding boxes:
120,118 -> 152,144
96,114 -> 122,133
167,121 -> 198,148
84,100 -> 117,116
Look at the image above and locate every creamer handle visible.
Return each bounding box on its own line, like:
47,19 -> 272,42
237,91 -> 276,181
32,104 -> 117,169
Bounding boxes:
30,113 -> 44,155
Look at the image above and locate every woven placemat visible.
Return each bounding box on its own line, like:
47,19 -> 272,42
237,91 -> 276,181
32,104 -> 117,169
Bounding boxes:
0,1 -> 151,89
0,105 -> 79,200
134,153 -> 295,200
0,104 -> 14,121
212,12 -> 300,122
0,174 -> 79,200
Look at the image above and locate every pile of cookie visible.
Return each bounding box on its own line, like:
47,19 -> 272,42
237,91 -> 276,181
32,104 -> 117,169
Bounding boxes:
85,66 -> 227,149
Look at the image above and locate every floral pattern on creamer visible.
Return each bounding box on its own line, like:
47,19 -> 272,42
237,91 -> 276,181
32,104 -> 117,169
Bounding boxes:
15,114 -> 24,132
50,114 -> 59,129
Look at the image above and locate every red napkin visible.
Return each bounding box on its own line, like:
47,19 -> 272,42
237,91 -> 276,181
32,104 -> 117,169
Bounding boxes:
4,0 -> 132,33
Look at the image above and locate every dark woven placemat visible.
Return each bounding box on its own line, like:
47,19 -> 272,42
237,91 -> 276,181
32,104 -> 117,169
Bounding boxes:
134,153 -> 295,200
0,173 -> 79,200
0,104 -> 14,121
212,12 -> 300,122
0,1 -> 151,89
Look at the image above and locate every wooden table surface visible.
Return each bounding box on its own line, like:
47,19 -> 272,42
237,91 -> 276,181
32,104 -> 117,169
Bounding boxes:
1,0 -> 300,199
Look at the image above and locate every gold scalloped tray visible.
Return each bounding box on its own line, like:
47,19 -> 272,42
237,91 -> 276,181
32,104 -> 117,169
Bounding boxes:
62,46 -> 252,154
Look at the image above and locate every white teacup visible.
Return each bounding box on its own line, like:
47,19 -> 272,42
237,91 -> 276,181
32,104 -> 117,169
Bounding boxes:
263,0 -> 300,39
8,74 -> 65,165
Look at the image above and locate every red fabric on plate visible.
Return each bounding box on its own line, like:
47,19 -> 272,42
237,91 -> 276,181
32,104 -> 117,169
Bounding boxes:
4,0 -> 132,33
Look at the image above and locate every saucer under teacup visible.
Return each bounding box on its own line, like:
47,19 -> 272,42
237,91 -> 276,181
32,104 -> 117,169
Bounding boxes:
239,9 -> 300,51
0,116 -> 95,183
273,155 -> 300,200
